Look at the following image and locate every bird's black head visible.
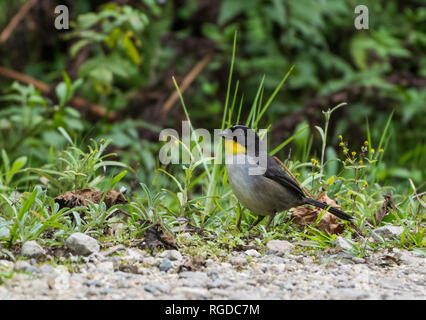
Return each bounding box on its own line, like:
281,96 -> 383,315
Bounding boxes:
219,125 -> 261,155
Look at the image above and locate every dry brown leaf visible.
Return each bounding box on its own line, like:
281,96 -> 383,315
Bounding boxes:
178,255 -> 206,272
367,194 -> 395,226
291,192 -> 345,234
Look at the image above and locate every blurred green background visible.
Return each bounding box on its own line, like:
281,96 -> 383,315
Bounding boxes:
0,0 -> 425,192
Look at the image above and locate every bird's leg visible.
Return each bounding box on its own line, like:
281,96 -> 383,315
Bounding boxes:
237,210 -> 242,231
265,212 -> 276,230
247,215 -> 265,231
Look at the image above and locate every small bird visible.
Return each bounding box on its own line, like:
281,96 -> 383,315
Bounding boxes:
219,125 -> 352,231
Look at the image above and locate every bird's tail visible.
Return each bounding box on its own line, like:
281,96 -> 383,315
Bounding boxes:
303,198 -> 352,221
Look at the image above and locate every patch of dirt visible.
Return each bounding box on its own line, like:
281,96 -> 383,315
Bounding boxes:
43,245 -> 68,258
54,188 -> 127,211
139,221 -> 177,252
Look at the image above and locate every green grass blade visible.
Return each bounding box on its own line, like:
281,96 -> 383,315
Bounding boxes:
111,170 -> 127,188
58,127 -> 74,145
236,95 -> 244,124
215,199 -> 236,224
270,125 -> 309,155
221,31 -> 237,130
377,110 -> 394,158
255,65 -> 294,127
157,168 -> 184,193
245,75 -> 265,127
23,168 -> 64,190
366,117 -> 372,158
227,80 -> 239,127
9,188 -> 38,244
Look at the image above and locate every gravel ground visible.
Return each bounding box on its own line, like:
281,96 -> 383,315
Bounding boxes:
0,245 -> 424,300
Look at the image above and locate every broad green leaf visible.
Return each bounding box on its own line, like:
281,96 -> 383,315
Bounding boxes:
55,82 -> 67,107
6,156 -> 27,184
122,32 -> 141,65
111,170 -> 127,187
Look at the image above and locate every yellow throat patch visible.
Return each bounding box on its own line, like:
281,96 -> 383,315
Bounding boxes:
224,139 -> 247,155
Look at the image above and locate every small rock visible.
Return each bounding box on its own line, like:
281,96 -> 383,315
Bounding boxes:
159,250 -> 182,261
371,226 -> 404,241
116,278 -> 132,289
50,273 -> 70,290
145,282 -> 171,295
143,256 -> 160,266
178,232 -> 191,239
0,260 -> 14,270
334,236 -> 353,251
351,257 -> 365,264
13,260 -> 30,271
96,261 -> 114,273
124,248 -> 145,262
21,241 -> 45,259
207,270 -> 219,280
207,288 -> 230,297
83,280 -> 103,288
144,286 -> 160,295
13,260 -> 39,273
111,223 -> 125,235
159,258 -> 173,272
0,286 -> 9,298
172,287 -> 209,299
38,264 -> 57,275
266,240 -> 294,255
66,233 -> 100,256
244,249 -> 261,257
328,288 -> 370,300
82,252 -> 105,264
399,252 -> 425,266
206,279 -> 232,289
179,271 -> 208,281
229,256 -> 248,266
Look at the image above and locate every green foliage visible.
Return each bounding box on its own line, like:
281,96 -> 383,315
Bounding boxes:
0,1 -> 424,256
24,128 -> 132,194
69,3 -> 149,95
0,80 -> 85,164
202,0 -> 426,187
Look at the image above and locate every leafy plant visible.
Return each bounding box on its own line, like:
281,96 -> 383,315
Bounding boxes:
24,128 -> 131,194
68,3 -> 149,98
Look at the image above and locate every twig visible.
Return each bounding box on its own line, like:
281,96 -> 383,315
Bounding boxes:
0,65 -> 115,120
273,156 -> 312,198
0,66 -> 49,92
409,178 -> 425,208
70,96 -> 115,120
161,53 -> 212,116
101,244 -> 126,257
0,0 -> 38,44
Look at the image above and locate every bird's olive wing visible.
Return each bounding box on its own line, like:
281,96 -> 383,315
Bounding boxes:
264,156 -> 305,198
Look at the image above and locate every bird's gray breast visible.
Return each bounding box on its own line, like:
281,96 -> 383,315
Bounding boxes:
226,155 -> 299,216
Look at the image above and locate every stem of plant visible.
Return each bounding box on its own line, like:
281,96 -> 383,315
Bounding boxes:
352,167 -> 358,214
319,114 -> 329,181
